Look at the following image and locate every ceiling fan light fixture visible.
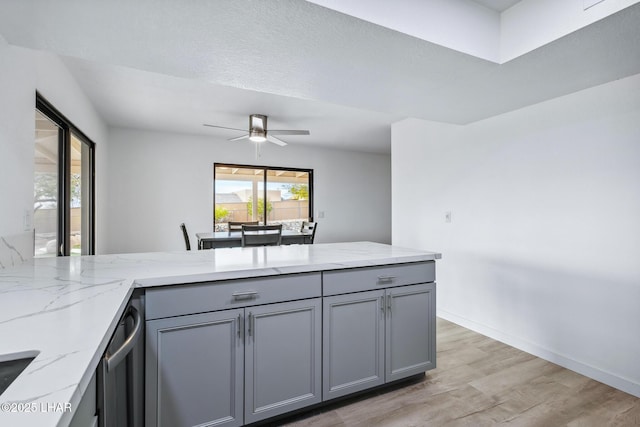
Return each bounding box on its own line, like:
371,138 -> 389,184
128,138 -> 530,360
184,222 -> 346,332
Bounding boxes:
249,130 -> 267,143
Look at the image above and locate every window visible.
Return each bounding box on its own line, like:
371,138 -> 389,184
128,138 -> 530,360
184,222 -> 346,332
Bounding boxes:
34,94 -> 95,257
214,164 -> 313,231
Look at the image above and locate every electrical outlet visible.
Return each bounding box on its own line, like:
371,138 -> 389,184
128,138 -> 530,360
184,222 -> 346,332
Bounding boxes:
445,211 -> 452,223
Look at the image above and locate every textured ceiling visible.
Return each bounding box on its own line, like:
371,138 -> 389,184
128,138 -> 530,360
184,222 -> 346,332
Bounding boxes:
60,58 -> 404,153
1,0 -> 639,153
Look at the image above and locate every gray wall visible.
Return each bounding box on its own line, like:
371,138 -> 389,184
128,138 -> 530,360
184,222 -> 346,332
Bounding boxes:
104,127 -> 391,254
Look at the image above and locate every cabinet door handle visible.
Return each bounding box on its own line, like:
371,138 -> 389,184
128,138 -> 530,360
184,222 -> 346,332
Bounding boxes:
248,312 -> 253,337
380,296 -> 385,313
232,291 -> 258,300
387,294 -> 392,314
377,275 -> 396,283
237,313 -> 243,339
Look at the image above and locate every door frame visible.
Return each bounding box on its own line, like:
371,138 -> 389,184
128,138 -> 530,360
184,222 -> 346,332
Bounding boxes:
35,93 -> 95,256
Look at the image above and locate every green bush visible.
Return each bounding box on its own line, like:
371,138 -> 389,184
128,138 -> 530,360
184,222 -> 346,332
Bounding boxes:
214,205 -> 230,223
246,197 -> 272,221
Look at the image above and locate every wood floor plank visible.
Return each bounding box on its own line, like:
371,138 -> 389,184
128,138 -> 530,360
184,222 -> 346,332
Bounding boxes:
277,317 -> 640,426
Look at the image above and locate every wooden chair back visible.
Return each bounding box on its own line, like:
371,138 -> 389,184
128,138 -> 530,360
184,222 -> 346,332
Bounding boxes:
228,221 -> 259,233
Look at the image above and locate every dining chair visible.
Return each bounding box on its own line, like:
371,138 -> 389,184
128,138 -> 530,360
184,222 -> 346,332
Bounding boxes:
228,221 -> 259,233
180,222 -> 191,251
300,221 -> 318,244
241,224 -> 283,247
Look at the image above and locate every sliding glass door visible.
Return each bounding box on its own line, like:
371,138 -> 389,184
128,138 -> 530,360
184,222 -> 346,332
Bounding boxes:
70,132 -> 92,255
34,94 -> 95,257
34,110 -> 60,257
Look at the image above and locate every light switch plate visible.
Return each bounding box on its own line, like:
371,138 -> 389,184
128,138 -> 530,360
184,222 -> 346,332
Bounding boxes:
23,209 -> 32,231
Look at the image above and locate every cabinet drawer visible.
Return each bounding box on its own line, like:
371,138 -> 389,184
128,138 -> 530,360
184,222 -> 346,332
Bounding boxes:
323,262 -> 434,296
146,272 -> 321,320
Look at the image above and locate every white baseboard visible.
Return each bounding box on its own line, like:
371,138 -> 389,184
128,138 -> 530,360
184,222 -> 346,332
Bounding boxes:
437,308 -> 640,398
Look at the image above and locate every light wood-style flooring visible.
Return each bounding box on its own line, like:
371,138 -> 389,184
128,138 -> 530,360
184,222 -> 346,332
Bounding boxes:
278,318 -> 640,426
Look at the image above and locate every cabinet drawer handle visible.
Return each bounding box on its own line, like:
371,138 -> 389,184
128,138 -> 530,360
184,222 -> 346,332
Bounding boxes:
232,291 -> 258,300
377,275 -> 396,283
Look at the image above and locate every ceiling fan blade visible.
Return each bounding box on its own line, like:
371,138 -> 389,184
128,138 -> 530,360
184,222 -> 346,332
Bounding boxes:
203,124 -> 246,132
229,134 -> 250,142
268,130 -> 310,136
266,135 -> 288,146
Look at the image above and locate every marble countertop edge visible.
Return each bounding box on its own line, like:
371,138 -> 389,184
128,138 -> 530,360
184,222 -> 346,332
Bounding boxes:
133,253 -> 439,287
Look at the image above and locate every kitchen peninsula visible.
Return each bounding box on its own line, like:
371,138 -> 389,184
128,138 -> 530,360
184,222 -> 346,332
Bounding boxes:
0,242 -> 440,427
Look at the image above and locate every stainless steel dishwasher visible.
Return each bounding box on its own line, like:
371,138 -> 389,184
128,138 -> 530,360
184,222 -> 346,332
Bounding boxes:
97,292 -> 144,427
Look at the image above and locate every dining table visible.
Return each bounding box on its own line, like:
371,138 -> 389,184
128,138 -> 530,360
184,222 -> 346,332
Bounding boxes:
195,230 -> 314,249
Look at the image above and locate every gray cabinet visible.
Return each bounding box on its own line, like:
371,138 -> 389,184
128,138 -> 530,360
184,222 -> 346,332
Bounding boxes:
323,262 -> 435,295
386,283 -> 436,382
144,263 -> 435,426
146,309 -> 244,427
323,289 -> 385,400
323,282 -> 436,400
244,299 -> 322,424
145,293 -> 321,427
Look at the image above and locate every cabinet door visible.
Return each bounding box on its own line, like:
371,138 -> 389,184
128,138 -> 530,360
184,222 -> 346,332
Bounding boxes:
385,283 -> 436,382
244,299 -> 322,424
146,309 -> 244,427
322,290 -> 385,400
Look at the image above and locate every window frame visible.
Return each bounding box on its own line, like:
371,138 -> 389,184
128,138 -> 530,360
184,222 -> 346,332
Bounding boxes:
213,163 -> 314,229
35,92 -> 96,256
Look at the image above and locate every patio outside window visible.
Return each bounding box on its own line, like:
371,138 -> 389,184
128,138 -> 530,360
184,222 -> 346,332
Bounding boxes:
214,164 -> 313,232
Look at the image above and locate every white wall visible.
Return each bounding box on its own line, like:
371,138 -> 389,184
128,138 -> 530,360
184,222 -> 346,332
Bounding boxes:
104,128 -> 391,254
0,36 -> 35,239
501,0 -> 640,62
307,0 -> 501,62
0,40 -> 109,253
392,73 -> 640,397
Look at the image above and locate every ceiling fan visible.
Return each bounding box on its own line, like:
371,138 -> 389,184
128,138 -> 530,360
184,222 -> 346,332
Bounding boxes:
203,114 -> 310,146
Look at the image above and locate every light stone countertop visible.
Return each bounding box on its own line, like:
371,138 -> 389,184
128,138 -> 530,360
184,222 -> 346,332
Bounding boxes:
0,242 -> 440,427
